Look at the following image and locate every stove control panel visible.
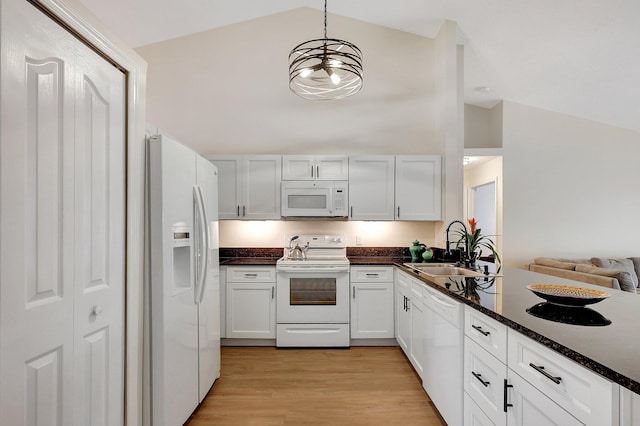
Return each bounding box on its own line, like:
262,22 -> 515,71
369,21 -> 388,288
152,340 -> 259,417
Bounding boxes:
286,234 -> 346,249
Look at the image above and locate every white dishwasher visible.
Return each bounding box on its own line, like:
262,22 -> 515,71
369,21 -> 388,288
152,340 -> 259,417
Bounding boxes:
422,284 -> 464,426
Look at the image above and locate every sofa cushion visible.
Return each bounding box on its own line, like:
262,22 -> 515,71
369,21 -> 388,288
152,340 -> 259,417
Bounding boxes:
577,264 -> 637,293
628,257 -> 640,285
590,257 -> 639,289
533,257 -> 588,270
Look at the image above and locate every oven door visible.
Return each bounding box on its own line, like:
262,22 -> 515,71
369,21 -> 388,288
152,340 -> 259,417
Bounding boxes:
276,267 -> 349,323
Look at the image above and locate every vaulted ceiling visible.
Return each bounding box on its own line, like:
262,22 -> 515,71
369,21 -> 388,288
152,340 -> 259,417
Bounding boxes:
77,0 -> 640,133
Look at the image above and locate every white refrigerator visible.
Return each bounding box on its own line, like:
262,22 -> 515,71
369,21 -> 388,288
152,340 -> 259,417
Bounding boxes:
148,130 -> 221,426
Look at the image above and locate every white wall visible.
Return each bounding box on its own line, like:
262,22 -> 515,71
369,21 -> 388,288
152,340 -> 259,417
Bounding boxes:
136,8 -> 440,156
137,9 -> 460,248
502,101 -> 640,267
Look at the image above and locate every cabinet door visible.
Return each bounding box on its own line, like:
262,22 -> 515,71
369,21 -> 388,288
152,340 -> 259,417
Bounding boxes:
506,371 -> 582,426
243,155 -> 281,219
350,282 -> 394,339
395,155 -> 442,221
226,282 -> 276,338
348,156 -> 395,220
282,155 -> 314,180
464,392 -> 496,426
395,272 -> 412,354
316,156 -> 348,180
620,387 -> 640,426
409,295 -> 425,379
207,155 -> 242,219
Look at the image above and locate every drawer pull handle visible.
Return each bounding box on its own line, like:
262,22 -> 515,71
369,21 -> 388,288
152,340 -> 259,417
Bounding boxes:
244,273 -> 258,278
472,324 -> 490,336
365,273 -> 379,277
472,371 -> 490,387
503,379 -> 513,412
529,363 -> 562,384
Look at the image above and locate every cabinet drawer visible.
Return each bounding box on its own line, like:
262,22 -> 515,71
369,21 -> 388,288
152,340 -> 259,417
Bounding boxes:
227,266 -> 276,282
464,391 -> 496,426
464,337 -> 508,426
350,266 -> 393,282
507,330 -> 617,426
465,306 -> 508,364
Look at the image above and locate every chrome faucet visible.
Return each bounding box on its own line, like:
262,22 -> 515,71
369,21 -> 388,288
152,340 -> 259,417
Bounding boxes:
445,220 -> 471,268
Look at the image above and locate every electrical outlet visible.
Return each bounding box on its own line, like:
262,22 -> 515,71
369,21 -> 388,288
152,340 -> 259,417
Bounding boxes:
356,235 -> 363,245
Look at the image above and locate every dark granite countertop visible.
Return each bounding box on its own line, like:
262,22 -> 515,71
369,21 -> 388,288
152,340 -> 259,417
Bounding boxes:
220,257 -> 280,265
396,263 -> 640,395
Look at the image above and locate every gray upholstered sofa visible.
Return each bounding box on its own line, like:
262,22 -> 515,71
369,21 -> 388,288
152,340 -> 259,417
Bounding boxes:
527,257 -> 640,294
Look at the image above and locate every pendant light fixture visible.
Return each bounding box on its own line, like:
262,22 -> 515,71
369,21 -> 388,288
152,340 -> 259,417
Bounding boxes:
288,0 -> 363,100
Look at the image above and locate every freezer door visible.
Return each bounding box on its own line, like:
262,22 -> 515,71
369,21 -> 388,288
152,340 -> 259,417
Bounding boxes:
196,155 -> 221,401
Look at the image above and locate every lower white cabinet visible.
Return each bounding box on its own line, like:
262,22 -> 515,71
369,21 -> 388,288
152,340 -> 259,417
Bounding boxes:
507,330 -> 617,426
350,266 -> 394,339
408,284 -> 425,379
465,337 -> 508,426
620,387 -> 640,426
225,266 -> 276,339
423,285 -> 463,426
395,270 -> 412,353
465,392 -> 496,426
463,304 -> 619,426
395,269 -> 425,378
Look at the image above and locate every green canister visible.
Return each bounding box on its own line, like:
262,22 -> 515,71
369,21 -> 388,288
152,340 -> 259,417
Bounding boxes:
409,240 -> 424,262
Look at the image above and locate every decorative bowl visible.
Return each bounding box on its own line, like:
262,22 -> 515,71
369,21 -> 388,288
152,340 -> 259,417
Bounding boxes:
526,284 -> 610,307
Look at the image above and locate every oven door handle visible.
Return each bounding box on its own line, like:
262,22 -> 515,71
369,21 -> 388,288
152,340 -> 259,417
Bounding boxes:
276,266 -> 350,273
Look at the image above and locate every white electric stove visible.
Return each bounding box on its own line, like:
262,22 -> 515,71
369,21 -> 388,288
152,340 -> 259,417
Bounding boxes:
275,234 -> 350,347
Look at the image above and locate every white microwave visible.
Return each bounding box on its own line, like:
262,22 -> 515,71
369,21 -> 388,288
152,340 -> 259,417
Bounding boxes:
281,181 -> 348,218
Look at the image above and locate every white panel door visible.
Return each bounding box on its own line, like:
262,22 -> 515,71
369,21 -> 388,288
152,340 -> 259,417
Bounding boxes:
0,1 -> 76,423
0,0 -> 126,424
73,38 -> 126,426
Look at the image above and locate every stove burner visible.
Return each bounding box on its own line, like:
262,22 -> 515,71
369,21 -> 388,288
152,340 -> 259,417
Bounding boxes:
526,302 -> 611,327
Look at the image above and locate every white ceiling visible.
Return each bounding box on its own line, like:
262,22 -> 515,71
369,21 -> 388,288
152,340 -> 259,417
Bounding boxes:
77,0 -> 640,133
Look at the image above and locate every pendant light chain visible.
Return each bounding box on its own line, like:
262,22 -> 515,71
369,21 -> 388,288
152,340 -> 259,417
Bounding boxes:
323,0 -> 328,39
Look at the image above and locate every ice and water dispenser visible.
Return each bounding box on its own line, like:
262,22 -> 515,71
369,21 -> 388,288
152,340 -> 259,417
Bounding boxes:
172,223 -> 192,289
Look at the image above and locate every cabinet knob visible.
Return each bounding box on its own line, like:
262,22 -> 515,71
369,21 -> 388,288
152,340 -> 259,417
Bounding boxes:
92,305 -> 103,316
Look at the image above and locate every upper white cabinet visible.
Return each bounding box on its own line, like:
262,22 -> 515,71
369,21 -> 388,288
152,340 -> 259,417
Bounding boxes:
348,156 -> 395,220
207,155 -> 281,219
282,155 -> 348,181
395,155 -> 442,221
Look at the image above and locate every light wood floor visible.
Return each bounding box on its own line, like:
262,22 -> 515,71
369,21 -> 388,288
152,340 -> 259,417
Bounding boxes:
186,346 -> 447,425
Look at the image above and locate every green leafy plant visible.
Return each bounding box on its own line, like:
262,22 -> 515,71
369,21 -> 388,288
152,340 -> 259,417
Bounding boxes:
454,218 -> 501,265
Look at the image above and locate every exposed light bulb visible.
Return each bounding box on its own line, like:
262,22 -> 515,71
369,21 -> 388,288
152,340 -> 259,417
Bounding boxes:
329,59 -> 343,67
299,68 -> 312,78
330,72 -> 341,85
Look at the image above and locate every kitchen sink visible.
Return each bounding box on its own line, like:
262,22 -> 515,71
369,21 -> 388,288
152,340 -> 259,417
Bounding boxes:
402,263 -> 502,288
404,263 -> 484,277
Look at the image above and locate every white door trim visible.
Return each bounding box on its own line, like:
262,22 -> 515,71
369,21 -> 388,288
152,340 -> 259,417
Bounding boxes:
28,1 -> 147,424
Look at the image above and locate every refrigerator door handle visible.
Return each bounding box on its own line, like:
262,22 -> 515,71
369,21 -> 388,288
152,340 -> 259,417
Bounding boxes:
194,185 -> 209,304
